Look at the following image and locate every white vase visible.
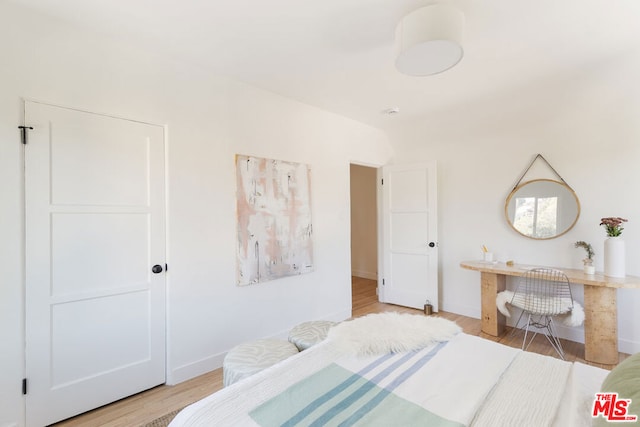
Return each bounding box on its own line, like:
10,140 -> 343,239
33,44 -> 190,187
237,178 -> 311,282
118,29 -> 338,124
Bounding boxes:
584,264 -> 595,275
604,236 -> 626,278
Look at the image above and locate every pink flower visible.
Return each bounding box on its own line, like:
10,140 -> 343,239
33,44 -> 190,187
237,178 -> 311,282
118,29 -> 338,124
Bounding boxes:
600,217 -> 628,237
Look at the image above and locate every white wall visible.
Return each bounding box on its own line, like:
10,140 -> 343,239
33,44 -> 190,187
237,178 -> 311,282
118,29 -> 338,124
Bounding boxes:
0,4 -> 393,426
350,164 -> 378,279
388,49 -> 640,351
4,3 -> 640,426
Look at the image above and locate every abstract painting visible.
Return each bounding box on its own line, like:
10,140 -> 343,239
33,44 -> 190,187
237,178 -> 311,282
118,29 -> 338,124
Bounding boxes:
236,155 -> 314,285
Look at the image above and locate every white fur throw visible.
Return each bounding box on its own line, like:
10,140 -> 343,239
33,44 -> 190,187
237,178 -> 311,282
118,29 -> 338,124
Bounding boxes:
496,290 -> 585,327
326,312 -> 461,356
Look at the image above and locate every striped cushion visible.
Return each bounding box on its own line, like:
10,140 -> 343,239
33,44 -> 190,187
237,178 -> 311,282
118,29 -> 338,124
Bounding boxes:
288,320 -> 337,351
223,339 -> 299,387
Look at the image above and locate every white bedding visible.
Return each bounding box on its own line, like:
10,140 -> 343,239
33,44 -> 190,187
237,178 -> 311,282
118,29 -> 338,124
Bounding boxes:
169,331 -> 608,427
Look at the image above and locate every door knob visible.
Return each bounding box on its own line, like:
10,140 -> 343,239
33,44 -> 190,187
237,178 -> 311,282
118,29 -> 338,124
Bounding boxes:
428,242 -> 436,248
152,264 -> 163,274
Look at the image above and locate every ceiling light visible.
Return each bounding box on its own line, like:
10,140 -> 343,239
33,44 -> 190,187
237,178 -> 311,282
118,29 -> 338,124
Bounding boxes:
382,107 -> 400,115
394,4 -> 465,76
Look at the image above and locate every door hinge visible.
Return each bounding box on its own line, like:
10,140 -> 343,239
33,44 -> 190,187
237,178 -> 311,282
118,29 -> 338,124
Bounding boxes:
381,178 -> 384,185
165,263 -> 168,272
22,378 -> 27,395
18,126 -> 33,145
382,278 -> 385,286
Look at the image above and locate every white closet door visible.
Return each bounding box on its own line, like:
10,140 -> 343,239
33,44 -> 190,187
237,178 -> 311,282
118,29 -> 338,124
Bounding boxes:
24,101 -> 166,426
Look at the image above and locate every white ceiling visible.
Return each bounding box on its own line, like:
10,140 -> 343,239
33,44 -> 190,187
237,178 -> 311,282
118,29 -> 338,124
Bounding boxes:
9,0 -> 640,130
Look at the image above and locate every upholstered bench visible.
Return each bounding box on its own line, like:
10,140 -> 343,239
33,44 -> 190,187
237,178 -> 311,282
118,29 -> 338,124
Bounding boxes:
222,339 -> 299,387
288,320 -> 337,351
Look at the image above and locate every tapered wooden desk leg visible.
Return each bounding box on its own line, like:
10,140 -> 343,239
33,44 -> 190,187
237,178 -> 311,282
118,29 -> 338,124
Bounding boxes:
584,285 -> 618,365
481,272 -> 506,336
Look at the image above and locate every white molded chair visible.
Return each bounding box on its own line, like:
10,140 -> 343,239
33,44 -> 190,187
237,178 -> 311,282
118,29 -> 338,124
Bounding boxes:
509,268 -> 574,360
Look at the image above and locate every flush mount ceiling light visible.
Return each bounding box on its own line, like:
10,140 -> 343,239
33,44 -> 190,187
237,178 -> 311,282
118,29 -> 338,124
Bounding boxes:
394,4 -> 465,76
382,106 -> 400,115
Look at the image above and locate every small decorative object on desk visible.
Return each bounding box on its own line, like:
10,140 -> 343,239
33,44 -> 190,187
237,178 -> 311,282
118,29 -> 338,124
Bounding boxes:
481,245 -> 493,262
574,241 -> 595,274
601,217 -> 628,278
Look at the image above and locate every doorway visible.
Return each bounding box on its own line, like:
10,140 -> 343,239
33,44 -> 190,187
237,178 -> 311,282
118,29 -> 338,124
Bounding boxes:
350,162 -> 439,313
349,164 -> 379,312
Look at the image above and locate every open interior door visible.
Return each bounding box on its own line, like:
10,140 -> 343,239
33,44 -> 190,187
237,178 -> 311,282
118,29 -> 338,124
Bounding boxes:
379,162 -> 438,311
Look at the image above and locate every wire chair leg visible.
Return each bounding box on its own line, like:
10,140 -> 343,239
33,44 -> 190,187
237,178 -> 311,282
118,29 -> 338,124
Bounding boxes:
544,317 -> 565,360
509,310 -> 526,339
521,313 -> 539,352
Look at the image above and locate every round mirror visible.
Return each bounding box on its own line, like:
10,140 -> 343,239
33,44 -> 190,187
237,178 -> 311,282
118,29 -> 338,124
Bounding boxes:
505,179 -> 580,239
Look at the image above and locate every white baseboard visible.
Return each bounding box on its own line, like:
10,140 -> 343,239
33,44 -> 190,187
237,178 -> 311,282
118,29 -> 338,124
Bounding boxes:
508,324 -> 640,355
441,301 -> 480,319
323,309 -> 352,323
168,326 -> 290,385
169,352 -> 226,385
554,324 -> 585,344
441,304 -> 596,348
168,309 -> 351,385
619,337 -> 640,355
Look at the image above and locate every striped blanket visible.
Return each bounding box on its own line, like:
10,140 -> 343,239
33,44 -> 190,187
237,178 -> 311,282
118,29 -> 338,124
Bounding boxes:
170,333 -> 608,427
249,343 -> 457,427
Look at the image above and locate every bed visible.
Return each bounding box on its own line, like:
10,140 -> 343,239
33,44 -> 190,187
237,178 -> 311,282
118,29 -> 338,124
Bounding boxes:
169,312 -> 611,427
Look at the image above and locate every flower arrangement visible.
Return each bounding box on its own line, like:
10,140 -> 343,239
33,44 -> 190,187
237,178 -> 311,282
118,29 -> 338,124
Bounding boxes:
600,217 -> 628,237
574,241 -> 595,263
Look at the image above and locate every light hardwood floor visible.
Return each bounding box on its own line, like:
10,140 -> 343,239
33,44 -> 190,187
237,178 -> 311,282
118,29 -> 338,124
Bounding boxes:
54,276 -> 627,426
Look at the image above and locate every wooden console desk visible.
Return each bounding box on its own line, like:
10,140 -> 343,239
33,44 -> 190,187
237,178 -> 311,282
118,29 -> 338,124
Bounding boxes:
460,260 -> 640,365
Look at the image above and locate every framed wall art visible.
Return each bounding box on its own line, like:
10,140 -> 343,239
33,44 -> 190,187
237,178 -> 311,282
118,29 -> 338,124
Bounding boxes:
236,155 -> 314,285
